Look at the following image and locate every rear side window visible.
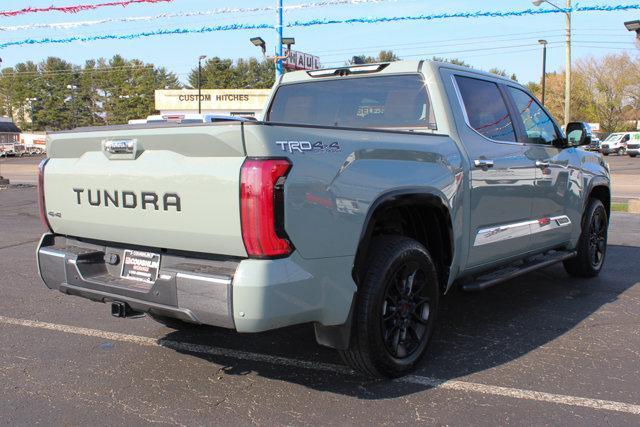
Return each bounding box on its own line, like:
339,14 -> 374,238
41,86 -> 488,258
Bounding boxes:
267,75 -> 436,130
455,76 -> 516,142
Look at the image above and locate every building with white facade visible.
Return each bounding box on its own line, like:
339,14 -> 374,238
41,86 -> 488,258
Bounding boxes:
155,89 -> 272,118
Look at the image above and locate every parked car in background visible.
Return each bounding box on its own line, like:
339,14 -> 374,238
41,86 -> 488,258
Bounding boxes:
13,143 -> 26,157
20,132 -> 48,156
586,136 -> 601,151
627,134 -> 640,157
600,132 -> 637,155
0,142 -> 15,157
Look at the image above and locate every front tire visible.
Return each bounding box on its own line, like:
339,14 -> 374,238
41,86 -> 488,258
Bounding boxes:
340,236 -> 439,378
563,198 -> 608,278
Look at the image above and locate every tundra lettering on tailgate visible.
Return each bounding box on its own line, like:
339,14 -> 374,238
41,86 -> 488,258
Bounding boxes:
72,189 -> 181,211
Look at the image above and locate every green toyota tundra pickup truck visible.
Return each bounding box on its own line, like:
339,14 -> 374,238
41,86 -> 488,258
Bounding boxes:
37,61 -> 611,378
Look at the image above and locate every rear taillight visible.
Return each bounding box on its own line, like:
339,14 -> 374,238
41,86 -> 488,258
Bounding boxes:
240,158 -> 292,258
37,158 -> 52,232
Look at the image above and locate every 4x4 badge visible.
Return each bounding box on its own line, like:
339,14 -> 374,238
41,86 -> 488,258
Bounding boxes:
276,140 -> 341,153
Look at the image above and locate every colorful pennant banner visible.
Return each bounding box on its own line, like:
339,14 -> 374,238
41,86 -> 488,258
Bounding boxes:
0,0 -> 390,32
0,3 -> 637,49
0,0 -> 173,17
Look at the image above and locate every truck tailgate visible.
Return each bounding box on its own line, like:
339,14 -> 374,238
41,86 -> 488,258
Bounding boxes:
44,124 -> 247,257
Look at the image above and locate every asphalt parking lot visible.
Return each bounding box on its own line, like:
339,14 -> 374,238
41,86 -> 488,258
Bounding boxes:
1,185 -> 639,425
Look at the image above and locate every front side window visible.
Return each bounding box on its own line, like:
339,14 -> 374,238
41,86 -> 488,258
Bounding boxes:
508,87 -> 560,145
455,76 -> 516,142
267,74 -> 435,130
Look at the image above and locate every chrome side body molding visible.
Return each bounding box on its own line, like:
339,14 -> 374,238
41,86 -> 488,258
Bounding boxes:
474,215 -> 572,246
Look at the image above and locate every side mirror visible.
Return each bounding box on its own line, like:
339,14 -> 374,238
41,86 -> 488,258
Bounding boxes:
565,122 -> 592,147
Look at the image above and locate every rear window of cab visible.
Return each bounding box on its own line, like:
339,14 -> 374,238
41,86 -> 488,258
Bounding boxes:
267,74 -> 436,131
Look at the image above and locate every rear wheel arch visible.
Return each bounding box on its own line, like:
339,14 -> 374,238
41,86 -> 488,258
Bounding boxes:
352,190 -> 454,293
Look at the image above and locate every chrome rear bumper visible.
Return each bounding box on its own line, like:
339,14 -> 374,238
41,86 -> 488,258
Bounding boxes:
37,233 -> 238,328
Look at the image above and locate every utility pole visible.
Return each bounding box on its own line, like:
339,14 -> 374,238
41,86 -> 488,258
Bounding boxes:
532,0 -> 571,125
538,40 -> 548,106
198,55 -> 207,114
0,56 -> 7,186
275,0 -> 284,80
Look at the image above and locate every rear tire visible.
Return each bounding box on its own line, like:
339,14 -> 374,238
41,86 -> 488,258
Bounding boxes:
340,236 -> 439,378
630,154 -> 637,158
563,198 -> 608,278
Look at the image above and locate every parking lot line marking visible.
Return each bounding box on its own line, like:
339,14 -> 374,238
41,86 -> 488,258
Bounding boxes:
1,315 -> 640,416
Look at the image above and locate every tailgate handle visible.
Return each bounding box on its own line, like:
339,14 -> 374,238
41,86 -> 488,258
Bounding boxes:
102,139 -> 140,159
104,139 -> 135,154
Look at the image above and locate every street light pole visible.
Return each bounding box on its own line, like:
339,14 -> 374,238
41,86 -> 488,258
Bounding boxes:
532,0 -> 571,125
538,40 -> 548,106
275,0 -> 284,80
565,0 -> 571,125
198,55 -> 207,114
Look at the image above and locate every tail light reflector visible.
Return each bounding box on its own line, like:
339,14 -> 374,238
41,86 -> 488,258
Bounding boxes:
240,158 -> 292,258
37,158 -> 52,232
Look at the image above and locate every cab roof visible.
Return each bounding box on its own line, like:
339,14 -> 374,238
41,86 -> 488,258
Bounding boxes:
279,59 -> 520,85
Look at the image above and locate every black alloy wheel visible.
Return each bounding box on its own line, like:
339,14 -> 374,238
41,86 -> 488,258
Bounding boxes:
340,236 -> 439,378
564,198 -> 608,278
381,261 -> 432,359
588,206 -> 607,270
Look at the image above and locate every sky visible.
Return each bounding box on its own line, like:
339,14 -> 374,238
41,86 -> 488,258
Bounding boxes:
0,0 -> 638,84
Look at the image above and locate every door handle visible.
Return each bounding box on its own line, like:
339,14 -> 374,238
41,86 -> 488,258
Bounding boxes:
535,160 -> 550,169
474,159 -> 494,169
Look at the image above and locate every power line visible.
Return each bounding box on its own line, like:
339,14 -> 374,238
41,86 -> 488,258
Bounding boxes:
313,29 -> 568,55
321,42 -> 564,65
319,36 -> 570,59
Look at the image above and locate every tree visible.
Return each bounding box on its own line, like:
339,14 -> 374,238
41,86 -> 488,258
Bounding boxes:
488,68 -> 517,81
576,53 -> 637,132
526,81 -> 541,95
36,57 -> 76,131
96,55 -> 181,126
188,57 -> 275,89
349,50 -> 400,65
378,50 -> 400,62
0,56 -> 182,130
431,57 -> 472,67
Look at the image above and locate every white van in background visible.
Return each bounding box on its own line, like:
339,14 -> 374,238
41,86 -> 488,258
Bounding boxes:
600,132 -> 639,156
626,133 -> 640,158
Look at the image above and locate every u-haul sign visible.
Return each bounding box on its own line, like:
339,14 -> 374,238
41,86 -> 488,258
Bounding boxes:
283,50 -> 320,71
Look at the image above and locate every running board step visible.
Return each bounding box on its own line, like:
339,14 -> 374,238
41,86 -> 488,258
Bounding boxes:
462,250 -> 576,292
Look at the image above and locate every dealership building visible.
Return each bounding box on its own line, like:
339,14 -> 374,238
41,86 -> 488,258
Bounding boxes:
154,89 -> 272,118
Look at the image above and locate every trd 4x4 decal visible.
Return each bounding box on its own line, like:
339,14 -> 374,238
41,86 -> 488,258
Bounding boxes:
276,140 -> 341,153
